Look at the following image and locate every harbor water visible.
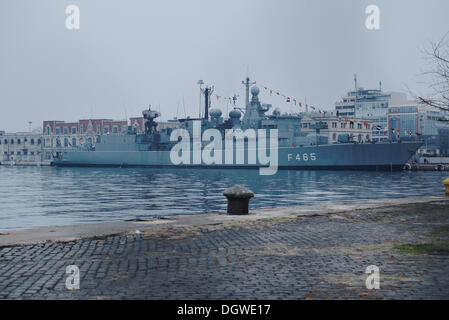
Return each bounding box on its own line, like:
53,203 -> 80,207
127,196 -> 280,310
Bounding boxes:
0,165 -> 447,230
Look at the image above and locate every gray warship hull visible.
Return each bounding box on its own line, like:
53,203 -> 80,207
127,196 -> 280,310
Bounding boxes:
53,141 -> 422,171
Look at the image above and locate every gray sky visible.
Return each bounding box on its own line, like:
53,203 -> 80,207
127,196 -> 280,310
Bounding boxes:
1,0 -> 448,132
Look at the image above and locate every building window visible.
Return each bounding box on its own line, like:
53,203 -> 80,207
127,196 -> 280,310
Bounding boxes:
3,139 -> 7,144
63,127 -> 68,135
37,139 -> 42,145
56,128 -> 61,134
17,139 -> 21,144
72,127 -> 77,134
80,125 -> 84,134
113,126 -> 118,133
64,138 -> 69,147
104,126 -> 110,134
30,138 -> 35,145
46,126 -> 51,135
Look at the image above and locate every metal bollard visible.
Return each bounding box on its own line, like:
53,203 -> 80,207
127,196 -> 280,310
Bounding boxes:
223,185 -> 254,215
443,178 -> 449,196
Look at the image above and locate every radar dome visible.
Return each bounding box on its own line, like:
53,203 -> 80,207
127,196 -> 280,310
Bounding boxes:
251,86 -> 260,96
209,108 -> 222,118
229,109 -> 242,119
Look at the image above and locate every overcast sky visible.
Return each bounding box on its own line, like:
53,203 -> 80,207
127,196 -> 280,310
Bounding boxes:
1,0 -> 448,132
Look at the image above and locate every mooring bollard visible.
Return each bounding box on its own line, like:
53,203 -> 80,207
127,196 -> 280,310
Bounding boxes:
223,185 -> 254,215
443,178 -> 449,196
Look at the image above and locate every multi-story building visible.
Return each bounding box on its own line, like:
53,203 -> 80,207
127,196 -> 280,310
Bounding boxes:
388,104 -> 449,156
335,77 -> 418,142
336,87 -> 391,142
335,93 -> 356,117
0,132 -> 44,163
300,112 -> 372,144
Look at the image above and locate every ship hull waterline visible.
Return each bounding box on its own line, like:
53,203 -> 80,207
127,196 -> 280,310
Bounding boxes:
52,141 -> 422,172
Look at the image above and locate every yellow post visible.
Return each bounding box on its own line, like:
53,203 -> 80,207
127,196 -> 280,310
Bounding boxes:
443,178 -> 449,196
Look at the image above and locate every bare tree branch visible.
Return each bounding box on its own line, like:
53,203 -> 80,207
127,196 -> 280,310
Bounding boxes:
417,32 -> 449,111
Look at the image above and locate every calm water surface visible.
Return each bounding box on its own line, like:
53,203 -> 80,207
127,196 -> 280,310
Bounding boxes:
0,166 -> 447,230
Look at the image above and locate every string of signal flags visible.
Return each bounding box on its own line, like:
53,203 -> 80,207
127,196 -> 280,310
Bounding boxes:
209,84 -> 379,131
211,84 -> 327,114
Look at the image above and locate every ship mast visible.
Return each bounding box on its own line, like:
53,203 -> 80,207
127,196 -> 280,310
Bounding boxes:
201,85 -> 214,120
242,77 -> 256,111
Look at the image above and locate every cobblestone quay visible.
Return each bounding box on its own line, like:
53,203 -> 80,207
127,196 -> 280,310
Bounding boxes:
1,199 -> 449,299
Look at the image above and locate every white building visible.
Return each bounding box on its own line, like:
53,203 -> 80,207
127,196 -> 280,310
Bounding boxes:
0,132 -> 44,164
300,113 -> 373,144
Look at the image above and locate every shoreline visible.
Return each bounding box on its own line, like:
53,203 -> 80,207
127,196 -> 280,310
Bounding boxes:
1,194 -> 448,247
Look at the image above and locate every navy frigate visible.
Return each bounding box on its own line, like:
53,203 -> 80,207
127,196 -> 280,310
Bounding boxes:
52,78 -> 423,174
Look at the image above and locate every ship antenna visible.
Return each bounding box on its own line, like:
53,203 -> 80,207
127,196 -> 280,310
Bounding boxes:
197,79 -> 204,118
182,94 -> 187,118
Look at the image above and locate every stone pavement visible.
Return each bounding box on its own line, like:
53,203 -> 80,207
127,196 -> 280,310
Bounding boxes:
1,200 -> 449,299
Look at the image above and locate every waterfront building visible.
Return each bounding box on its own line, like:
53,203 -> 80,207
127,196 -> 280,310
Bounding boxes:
439,127 -> 449,157
300,112 -> 372,144
334,77 -> 415,142
388,104 -> 449,156
336,87 -> 390,141
0,132 -> 44,163
335,92 -> 356,117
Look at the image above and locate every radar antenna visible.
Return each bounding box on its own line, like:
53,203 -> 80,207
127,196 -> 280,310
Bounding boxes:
142,104 -> 161,134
